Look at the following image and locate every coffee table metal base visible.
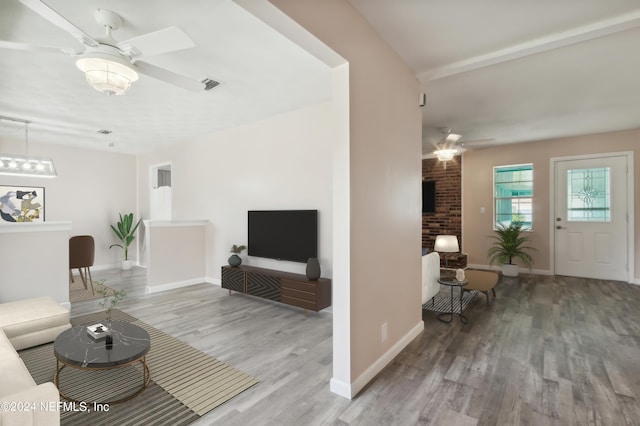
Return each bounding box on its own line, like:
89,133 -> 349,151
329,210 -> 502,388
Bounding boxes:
54,356 -> 151,405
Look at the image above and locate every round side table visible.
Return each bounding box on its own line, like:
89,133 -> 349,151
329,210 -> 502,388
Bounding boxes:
437,276 -> 469,324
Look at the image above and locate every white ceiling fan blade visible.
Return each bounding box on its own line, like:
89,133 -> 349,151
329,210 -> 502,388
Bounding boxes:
459,138 -> 496,148
118,27 -> 195,59
445,133 -> 462,143
134,61 -> 218,92
0,40 -> 79,55
18,0 -> 98,47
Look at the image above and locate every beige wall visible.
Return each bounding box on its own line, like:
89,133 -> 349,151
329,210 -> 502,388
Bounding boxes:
271,0 -> 423,395
0,139 -> 138,268
137,101 -> 335,283
144,221 -> 207,292
463,128 -> 639,280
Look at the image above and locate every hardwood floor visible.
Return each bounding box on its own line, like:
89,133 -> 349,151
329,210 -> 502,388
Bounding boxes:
72,268 -> 640,425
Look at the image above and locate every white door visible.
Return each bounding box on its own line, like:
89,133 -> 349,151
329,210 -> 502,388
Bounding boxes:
554,154 -> 629,281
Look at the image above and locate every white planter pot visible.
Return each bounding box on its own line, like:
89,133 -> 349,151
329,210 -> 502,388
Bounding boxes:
502,263 -> 519,277
122,260 -> 134,270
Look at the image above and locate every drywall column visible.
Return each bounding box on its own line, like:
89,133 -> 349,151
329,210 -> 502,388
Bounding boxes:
144,220 -> 208,293
0,222 -> 71,308
268,0 -> 423,398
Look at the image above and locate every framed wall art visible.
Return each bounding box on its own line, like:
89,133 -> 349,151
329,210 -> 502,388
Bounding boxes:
0,185 -> 45,223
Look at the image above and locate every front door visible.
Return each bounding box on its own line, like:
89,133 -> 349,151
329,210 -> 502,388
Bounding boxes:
553,154 -> 629,281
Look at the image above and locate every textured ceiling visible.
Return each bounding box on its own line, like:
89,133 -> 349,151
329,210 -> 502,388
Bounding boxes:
0,0 -> 331,154
3,1 -> 640,156
349,0 -> 640,153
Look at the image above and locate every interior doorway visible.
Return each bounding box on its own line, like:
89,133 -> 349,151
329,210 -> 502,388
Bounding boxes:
552,152 -> 634,281
150,162 -> 172,220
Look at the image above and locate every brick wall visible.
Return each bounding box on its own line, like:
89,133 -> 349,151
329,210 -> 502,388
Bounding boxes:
422,157 -> 465,268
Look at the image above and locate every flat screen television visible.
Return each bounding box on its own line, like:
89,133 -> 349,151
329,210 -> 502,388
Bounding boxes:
422,180 -> 436,213
248,210 -> 318,263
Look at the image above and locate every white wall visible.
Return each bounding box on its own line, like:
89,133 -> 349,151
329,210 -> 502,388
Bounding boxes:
0,139 -> 138,268
137,101 -> 334,282
0,222 -> 71,306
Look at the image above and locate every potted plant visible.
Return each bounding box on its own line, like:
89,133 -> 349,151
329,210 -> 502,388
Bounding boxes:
487,222 -> 536,277
228,244 -> 246,267
96,280 -> 127,348
109,212 -> 142,270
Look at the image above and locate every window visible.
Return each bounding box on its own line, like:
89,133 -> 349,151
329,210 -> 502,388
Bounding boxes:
494,164 -> 533,229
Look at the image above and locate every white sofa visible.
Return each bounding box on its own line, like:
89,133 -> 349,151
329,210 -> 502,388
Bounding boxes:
0,297 -> 70,426
422,251 -> 441,305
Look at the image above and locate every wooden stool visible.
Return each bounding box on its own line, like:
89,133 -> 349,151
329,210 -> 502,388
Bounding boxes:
463,270 -> 499,306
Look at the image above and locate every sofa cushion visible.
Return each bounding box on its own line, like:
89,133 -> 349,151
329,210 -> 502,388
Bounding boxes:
0,297 -> 70,346
0,383 -> 60,426
422,252 -> 441,304
0,357 -> 36,399
0,329 -> 18,362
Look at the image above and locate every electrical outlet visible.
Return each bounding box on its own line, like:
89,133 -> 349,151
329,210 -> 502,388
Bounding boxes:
381,322 -> 388,343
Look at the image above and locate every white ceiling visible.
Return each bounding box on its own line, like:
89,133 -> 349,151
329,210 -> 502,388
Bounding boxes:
0,0 -> 331,153
2,1 -> 640,155
349,0 -> 640,153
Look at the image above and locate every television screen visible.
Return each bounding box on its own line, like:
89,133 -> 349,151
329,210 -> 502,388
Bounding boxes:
422,180 -> 436,213
248,210 -> 318,263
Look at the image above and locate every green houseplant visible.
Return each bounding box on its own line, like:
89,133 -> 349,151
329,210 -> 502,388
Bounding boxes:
109,212 -> 141,270
228,244 -> 246,267
487,222 -> 536,277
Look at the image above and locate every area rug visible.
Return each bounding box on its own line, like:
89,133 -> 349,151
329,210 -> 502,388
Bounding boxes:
422,286 -> 478,314
68,277 -> 115,303
19,309 -> 258,425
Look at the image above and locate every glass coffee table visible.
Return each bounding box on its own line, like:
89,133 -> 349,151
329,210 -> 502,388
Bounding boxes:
53,320 -> 151,404
437,276 -> 469,324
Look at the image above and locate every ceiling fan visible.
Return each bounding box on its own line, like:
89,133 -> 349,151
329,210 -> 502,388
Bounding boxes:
433,128 -> 463,161
1,0 -> 220,95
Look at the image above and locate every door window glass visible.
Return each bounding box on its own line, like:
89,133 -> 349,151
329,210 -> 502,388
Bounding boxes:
567,167 -> 610,222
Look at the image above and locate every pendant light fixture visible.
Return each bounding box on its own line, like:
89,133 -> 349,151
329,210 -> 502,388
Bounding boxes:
0,116 -> 57,178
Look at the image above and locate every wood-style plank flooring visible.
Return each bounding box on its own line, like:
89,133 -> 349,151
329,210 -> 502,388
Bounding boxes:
72,268 -> 640,425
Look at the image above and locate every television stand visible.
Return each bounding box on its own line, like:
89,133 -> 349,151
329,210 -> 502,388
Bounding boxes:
221,265 -> 331,315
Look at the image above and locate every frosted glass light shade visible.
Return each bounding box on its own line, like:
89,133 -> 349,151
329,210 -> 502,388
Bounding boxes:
434,235 -> 459,253
76,57 -> 139,95
434,148 -> 457,161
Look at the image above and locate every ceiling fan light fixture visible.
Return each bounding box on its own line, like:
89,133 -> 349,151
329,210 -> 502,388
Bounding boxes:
434,148 -> 457,162
76,52 -> 138,96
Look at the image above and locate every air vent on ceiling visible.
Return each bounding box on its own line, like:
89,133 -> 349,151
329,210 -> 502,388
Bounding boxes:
97,129 -> 112,135
201,78 -> 220,91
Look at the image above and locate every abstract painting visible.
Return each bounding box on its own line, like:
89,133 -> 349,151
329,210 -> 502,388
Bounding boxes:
0,185 -> 45,223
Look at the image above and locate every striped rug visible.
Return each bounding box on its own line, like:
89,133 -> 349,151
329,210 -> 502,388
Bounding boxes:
422,286 -> 478,314
19,309 -> 258,425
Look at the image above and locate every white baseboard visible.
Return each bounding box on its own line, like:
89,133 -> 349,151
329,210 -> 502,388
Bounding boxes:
208,277 -> 221,286
330,378 -> 352,399
331,320 -> 424,399
145,277 -> 207,294
466,263 -> 553,276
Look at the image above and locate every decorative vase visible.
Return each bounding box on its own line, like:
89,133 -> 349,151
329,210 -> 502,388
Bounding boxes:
122,260 -> 133,271
306,257 -> 321,280
456,268 -> 465,281
105,320 -> 113,350
228,254 -> 242,267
